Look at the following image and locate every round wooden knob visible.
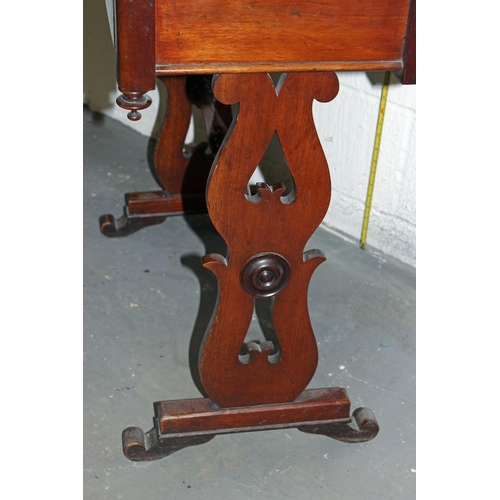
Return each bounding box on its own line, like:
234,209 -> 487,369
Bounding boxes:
240,253 -> 291,298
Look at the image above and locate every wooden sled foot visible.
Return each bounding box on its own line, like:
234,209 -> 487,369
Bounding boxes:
122,388 -> 377,461
99,191 -> 207,237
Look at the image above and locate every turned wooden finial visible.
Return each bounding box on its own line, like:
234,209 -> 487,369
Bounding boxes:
116,93 -> 152,121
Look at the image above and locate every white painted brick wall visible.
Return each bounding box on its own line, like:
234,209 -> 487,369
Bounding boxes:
315,72 -> 416,267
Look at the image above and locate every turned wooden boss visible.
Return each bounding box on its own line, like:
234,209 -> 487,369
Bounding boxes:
240,252 -> 291,298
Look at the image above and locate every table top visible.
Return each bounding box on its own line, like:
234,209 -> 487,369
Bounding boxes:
113,0 -> 415,113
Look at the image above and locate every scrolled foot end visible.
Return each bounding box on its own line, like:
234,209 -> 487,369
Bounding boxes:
122,425 -> 216,462
122,426 -> 153,461
99,214 -> 167,237
298,407 -> 379,443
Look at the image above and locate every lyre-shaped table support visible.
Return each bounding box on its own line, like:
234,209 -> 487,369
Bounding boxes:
99,75 -> 231,237
120,72 -> 379,461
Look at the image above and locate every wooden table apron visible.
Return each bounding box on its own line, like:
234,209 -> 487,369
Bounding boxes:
101,0 -> 416,461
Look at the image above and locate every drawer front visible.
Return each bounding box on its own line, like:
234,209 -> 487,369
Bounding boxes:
155,0 -> 411,74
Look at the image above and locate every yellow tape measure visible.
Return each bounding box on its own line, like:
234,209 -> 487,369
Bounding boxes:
360,71 -> 391,250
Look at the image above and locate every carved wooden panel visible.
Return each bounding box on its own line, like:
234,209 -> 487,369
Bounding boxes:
199,72 -> 339,408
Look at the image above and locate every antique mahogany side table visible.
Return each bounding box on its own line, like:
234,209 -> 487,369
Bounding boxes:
100,0 -> 416,461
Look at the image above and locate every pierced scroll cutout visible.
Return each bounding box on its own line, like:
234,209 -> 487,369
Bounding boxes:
245,182 -> 296,206
245,131 -> 296,203
238,340 -> 281,365
238,297 -> 282,365
199,72 -> 340,408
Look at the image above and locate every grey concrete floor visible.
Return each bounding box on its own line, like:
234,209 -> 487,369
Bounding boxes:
83,106 -> 416,499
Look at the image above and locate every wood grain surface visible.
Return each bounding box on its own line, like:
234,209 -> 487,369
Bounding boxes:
199,72 -> 339,408
155,0 -> 411,74
155,388 -> 350,435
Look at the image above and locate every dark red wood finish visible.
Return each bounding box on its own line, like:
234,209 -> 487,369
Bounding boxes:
115,0 -> 155,94
155,0 -> 411,75
113,0 -> 415,119
395,0 -> 416,84
156,388 -> 350,435
122,389 -> 379,461
115,0 -> 156,120
102,0 -> 418,461
99,75 -> 231,237
200,72 -> 339,408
